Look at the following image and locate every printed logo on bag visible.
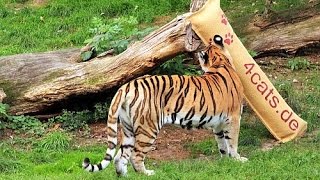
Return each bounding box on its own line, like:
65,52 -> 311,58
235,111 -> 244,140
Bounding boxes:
244,63 -> 299,131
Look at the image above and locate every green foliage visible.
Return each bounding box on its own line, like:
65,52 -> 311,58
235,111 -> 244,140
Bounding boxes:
49,110 -> 91,131
82,16 -> 155,60
0,103 -> 9,119
0,103 -> 9,130
48,102 -> 108,131
35,131 -> 71,152
0,103 -> 46,135
153,55 -> 202,76
248,49 -> 258,57
7,115 -> 46,135
288,57 -> 310,71
93,102 -> 109,121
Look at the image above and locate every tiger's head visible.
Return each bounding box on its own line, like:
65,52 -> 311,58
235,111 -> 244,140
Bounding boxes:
198,35 -> 234,73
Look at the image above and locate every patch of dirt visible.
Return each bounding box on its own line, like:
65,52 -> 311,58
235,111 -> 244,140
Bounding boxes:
30,0 -> 48,7
80,123 -> 213,161
261,139 -> 281,151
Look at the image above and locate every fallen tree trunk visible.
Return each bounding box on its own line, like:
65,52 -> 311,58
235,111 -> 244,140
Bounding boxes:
0,1 -> 319,116
0,0 -> 207,116
0,14 -> 198,115
245,6 -> 320,57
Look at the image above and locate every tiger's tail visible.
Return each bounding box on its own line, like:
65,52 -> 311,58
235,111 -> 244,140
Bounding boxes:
82,89 -> 124,172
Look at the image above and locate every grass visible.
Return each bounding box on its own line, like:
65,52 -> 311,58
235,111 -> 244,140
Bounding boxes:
0,0 -> 319,179
0,0 -> 189,56
0,131 -> 319,179
0,0 -> 311,56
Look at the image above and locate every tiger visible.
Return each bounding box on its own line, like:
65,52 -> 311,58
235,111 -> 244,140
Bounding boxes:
82,34 -> 247,176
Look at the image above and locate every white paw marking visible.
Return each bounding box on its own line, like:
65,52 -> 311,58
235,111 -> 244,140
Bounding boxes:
237,156 -> 248,162
145,170 -> 155,176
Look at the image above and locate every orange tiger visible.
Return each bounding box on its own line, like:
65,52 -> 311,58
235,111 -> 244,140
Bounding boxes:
83,35 -> 247,176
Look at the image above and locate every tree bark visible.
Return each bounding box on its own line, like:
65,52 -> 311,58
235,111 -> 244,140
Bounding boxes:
0,14 -> 194,115
246,14 -> 320,57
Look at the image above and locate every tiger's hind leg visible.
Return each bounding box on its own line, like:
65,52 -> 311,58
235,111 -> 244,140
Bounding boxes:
130,132 -> 158,176
223,112 -> 247,162
114,132 -> 134,176
114,117 -> 135,176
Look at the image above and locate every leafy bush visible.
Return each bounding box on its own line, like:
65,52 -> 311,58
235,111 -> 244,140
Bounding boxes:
1,103 -> 46,135
153,55 -> 202,75
6,115 -> 46,135
93,102 -> 109,121
288,57 -> 310,71
49,110 -> 91,131
82,16 -> 155,61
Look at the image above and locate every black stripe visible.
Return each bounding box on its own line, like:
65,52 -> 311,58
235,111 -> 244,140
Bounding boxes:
209,75 -> 223,96
202,77 -> 216,114
193,88 -> 197,100
197,120 -> 207,129
191,76 -> 201,90
135,126 -> 157,139
184,78 -> 190,97
137,141 -> 154,147
178,75 -> 185,92
164,88 -> 174,106
224,66 -> 239,95
108,141 -> 116,149
129,89 -> 139,108
160,76 -> 167,108
185,107 -> 195,120
179,118 -> 184,126
186,120 -> 193,130
97,163 -> 102,170
125,83 -> 130,98
216,72 -> 228,90
215,131 -> 224,138
121,144 -> 134,149
200,91 -> 205,111
171,113 -> 177,124
199,107 -> 208,123
168,75 -> 174,87
174,93 -> 184,112
231,90 -> 235,112
220,149 -> 226,154
104,154 -> 113,161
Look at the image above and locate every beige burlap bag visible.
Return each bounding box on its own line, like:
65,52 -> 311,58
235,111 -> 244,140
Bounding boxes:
188,0 -> 307,142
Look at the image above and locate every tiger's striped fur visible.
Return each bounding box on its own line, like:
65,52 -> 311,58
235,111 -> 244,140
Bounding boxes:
83,35 -> 247,176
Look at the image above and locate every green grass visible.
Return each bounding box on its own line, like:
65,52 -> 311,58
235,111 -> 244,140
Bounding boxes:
0,0 -> 311,56
0,132 -> 319,179
0,0 -> 189,56
0,0 -> 319,179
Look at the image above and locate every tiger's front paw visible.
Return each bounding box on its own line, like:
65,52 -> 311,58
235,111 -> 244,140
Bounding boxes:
144,169 -> 155,176
236,156 -> 248,163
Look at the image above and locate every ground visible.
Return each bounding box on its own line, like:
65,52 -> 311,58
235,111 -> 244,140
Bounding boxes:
86,123 -> 213,161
